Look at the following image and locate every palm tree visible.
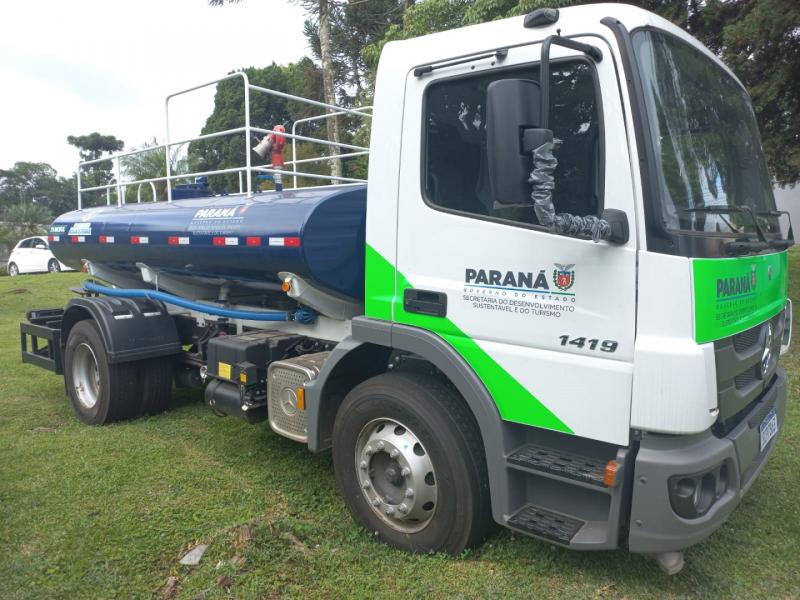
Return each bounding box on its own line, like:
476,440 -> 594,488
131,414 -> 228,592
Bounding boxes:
0,202 -> 52,251
122,139 -> 187,202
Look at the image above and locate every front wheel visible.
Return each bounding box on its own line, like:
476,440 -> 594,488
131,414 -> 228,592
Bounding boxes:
332,372 -> 492,555
48,259 -> 60,273
7,262 -> 19,276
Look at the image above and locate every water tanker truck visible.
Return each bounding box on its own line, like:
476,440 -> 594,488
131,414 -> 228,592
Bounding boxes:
19,4 -> 793,574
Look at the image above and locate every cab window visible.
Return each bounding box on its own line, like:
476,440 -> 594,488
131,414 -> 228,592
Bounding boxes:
423,60 -> 602,227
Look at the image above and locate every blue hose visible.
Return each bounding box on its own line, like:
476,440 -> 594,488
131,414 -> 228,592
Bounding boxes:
83,281 -> 315,324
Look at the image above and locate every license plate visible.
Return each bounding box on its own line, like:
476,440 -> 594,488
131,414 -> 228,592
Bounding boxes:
759,408 -> 778,452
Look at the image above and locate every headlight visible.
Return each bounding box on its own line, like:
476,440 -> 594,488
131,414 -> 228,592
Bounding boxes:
668,461 -> 731,519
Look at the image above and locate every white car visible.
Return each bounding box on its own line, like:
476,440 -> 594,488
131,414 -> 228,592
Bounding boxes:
6,236 -> 73,276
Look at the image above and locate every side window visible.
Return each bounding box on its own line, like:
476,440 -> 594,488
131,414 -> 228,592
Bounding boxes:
423,60 -> 601,227
33,238 -> 48,249
17,239 -> 32,249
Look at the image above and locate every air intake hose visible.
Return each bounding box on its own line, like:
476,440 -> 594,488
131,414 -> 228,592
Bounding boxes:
82,281 -> 315,323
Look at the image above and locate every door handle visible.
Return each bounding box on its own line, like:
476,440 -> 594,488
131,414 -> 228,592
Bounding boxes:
404,289 -> 447,318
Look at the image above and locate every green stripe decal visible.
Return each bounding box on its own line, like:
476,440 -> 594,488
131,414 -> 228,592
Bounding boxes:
693,251 -> 788,344
364,245 -> 394,321
364,244 -> 571,434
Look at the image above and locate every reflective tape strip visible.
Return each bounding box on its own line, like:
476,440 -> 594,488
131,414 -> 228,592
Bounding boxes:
269,236 -> 301,247
212,237 -> 239,246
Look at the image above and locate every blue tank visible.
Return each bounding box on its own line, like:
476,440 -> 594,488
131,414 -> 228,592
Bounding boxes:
48,185 -> 367,300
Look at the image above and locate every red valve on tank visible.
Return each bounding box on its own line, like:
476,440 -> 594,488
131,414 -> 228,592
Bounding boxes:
253,125 -> 287,191
270,125 -> 286,168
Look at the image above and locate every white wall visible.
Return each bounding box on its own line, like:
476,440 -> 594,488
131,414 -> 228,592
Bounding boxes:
774,184 -> 800,237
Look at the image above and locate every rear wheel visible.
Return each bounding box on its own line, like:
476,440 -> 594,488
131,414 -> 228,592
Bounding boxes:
64,320 -> 139,425
332,372 -> 491,555
137,356 -> 174,415
7,262 -> 18,276
48,259 -> 60,273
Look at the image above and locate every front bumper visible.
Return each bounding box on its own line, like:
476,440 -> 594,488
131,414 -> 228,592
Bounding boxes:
628,367 -> 787,553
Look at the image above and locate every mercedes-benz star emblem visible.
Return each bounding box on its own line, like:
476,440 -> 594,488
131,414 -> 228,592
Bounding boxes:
760,323 -> 774,378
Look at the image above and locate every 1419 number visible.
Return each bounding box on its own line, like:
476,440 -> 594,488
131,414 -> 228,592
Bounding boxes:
558,335 -> 618,353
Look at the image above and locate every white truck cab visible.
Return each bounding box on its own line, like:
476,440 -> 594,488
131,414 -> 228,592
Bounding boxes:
20,4 -> 791,575
360,3 -> 790,570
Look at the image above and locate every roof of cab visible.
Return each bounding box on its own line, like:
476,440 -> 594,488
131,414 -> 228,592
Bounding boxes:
379,3 -> 738,87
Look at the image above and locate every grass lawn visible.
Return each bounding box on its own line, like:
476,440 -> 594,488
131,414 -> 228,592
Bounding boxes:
1,261 -> 798,600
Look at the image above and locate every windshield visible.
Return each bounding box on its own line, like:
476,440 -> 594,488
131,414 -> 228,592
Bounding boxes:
633,30 -> 778,235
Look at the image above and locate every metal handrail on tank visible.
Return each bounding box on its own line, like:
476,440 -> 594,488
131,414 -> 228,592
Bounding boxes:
76,72 -> 372,209
291,107 -> 372,189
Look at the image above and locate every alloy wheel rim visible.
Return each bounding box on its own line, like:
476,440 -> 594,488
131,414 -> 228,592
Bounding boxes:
72,342 -> 101,409
354,418 -> 438,533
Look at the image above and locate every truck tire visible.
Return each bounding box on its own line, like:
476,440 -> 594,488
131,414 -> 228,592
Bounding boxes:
64,319 -> 139,425
137,357 -> 174,415
332,371 -> 491,555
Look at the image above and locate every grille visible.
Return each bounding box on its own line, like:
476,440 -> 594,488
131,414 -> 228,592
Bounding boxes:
267,352 -> 328,443
733,326 -> 762,353
268,367 -> 309,440
714,311 -> 784,435
734,368 -> 757,390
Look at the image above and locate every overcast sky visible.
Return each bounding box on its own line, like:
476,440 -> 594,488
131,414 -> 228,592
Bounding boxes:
0,0 -> 309,177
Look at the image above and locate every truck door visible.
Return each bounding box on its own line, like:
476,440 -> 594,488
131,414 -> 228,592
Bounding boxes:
394,38 -> 637,446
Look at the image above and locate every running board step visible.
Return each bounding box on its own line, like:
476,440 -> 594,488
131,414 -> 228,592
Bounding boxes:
507,443 -> 609,487
507,504 -> 585,545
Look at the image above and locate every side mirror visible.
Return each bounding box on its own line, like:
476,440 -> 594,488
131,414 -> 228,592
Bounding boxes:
486,79 -> 549,206
34,243 -> 47,250
600,209 -> 629,244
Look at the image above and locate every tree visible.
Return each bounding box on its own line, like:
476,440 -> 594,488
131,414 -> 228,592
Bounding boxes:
315,0 -> 343,178
67,132 -> 125,206
0,162 -> 58,206
0,162 -> 76,217
0,202 -> 52,251
210,0 -> 344,179
363,0 -> 472,80
188,60 -> 330,190
698,0 -> 800,186
122,139 -> 187,202
66,132 -> 124,163
305,0 -> 404,101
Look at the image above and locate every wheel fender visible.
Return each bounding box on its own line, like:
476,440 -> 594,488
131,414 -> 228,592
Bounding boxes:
62,296 -> 180,363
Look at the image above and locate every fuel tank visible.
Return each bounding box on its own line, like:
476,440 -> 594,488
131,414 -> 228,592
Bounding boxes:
48,185 -> 367,300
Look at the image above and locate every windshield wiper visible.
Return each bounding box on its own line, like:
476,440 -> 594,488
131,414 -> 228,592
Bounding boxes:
683,204 -> 766,240
758,209 -> 795,250
682,205 -> 771,255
